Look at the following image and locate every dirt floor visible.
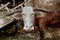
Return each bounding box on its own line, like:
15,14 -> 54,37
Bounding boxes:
0,11 -> 60,40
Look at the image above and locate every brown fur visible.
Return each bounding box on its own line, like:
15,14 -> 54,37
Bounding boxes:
27,0 -> 60,40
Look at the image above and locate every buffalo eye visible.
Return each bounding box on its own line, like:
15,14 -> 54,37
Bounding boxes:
31,13 -> 34,15
22,14 -> 25,16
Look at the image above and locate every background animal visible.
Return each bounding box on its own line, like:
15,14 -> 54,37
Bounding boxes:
23,0 -> 60,40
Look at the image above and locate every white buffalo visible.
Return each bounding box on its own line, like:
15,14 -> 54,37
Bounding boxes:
22,6 -> 35,31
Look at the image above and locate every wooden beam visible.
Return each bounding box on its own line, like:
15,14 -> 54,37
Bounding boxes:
12,2 -> 24,10
0,2 -> 10,10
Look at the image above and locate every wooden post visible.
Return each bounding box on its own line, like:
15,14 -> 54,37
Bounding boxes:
0,2 -> 10,10
12,2 -> 24,10
13,0 -> 15,6
6,2 -> 24,16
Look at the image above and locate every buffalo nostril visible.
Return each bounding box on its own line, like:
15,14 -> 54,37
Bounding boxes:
26,26 -> 32,28
29,26 -> 33,28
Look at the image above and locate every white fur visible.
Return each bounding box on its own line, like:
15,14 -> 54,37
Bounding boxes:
22,6 -> 34,31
